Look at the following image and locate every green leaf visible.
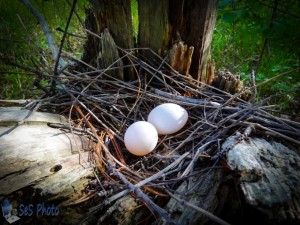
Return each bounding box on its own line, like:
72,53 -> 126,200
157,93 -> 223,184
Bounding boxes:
221,9 -> 247,23
271,65 -> 291,72
219,0 -> 231,9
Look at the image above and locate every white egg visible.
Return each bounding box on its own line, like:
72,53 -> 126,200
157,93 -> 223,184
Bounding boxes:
147,103 -> 188,135
124,121 -> 158,156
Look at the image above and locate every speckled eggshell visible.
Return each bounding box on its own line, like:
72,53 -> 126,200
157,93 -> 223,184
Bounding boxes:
147,103 -> 188,135
124,121 -> 158,156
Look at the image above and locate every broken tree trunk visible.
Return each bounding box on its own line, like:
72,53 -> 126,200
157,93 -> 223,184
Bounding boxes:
152,132 -> 300,225
138,0 -> 218,83
81,0 -> 218,83
168,0 -> 218,83
81,0 -> 134,80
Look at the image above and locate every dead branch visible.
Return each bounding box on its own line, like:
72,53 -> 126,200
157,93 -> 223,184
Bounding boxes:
19,0 -> 64,68
107,161 -> 178,225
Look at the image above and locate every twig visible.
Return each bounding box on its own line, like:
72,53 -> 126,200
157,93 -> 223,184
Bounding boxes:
249,122 -> 300,145
211,125 -> 254,161
50,0 -> 77,95
55,27 -> 86,39
180,140 -> 217,178
249,69 -> 257,103
254,67 -> 300,88
89,152 -> 189,212
19,0 -> 64,67
53,0 -> 77,76
107,161 -> 178,225
47,122 -> 97,141
151,88 -> 241,112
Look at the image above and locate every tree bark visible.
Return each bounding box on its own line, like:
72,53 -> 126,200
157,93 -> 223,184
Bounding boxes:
226,135 -> 300,223
169,0 -> 218,82
138,0 -> 170,55
82,0 -> 134,80
137,0 -> 218,82
81,0 -> 218,83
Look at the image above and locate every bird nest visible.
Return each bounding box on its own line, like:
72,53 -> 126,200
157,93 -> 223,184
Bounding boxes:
28,48 -> 299,225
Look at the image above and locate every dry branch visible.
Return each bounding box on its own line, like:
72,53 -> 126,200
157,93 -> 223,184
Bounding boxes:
19,0 -> 64,67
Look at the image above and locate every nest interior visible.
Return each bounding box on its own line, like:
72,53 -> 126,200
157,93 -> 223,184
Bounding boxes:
22,47 -> 300,225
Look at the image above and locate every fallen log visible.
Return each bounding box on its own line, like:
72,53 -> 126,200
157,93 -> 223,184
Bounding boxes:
0,107 -> 93,224
226,134 -> 300,224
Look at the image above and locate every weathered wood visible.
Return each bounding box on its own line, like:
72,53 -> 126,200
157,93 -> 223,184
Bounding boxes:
167,41 -> 194,77
138,0 -> 218,83
225,135 -> 300,223
138,0 -> 170,55
155,169 -> 224,225
91,0 -> 133,49
0,108 -> 93,201
82,0 -> 218,83
97,28 -> 124,80
169,0 -> 218,82
82,0 -> 134,80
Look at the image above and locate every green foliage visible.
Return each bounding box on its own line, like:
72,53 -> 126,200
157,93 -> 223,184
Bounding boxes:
0,0 -> 88,99
1,0 -> 299,114
131,0 -> 139,43
212,0 -> 300,112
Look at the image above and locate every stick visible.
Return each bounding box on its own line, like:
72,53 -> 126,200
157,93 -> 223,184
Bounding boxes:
53,0 -> 77,75
19,0 -> 64,67
108,161 -> 178,225
89,152 -> 189,212
151,88 -> 241,112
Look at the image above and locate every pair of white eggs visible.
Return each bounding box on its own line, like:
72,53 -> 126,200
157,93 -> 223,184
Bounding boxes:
124,103 -> 188,156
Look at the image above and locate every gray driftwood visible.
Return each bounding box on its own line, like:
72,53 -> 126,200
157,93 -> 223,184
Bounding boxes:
0,107 -> 93,200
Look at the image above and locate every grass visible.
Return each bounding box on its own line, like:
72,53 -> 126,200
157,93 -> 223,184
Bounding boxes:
0,0 -> 87,99
211,3 -> 300,112
131,0 -> 139,43
1,1 -> 299,114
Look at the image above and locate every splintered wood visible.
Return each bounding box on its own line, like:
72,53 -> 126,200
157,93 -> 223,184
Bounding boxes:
97,29 -> 124,80
168,41 -> 194,77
